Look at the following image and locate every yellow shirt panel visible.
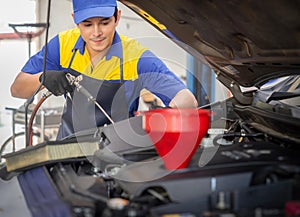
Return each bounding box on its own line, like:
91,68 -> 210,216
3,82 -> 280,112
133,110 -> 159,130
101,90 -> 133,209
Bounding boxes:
90,57 -> 121,80
59,28 -> 90,73
120,35 -> 148,80
58,28 -> 148,81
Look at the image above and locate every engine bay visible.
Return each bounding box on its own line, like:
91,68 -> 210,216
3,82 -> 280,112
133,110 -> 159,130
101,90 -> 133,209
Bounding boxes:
16,98 -> 300,217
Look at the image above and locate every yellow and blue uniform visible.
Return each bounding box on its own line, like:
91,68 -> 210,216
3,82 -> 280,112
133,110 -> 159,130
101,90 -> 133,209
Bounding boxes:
23,28 -> 185,113
22,28 -> 187,137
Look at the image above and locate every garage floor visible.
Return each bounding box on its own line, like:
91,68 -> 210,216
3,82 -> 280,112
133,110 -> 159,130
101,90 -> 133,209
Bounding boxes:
0,176 -> 31,217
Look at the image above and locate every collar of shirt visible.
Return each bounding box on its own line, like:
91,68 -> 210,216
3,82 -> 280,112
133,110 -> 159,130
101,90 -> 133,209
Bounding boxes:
72,31 -> 123,60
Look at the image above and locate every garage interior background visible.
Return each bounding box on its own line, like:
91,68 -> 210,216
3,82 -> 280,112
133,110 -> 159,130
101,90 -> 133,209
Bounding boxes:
0,0 -> 227,150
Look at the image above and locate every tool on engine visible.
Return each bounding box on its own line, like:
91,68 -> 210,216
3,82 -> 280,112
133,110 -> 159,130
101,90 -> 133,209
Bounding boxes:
66,73 -> 115,124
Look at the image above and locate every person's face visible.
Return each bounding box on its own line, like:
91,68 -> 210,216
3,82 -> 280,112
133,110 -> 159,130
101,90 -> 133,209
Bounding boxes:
77,10 -> 121,58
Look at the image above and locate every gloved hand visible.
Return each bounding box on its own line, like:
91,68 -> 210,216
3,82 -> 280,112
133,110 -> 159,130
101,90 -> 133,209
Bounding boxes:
39,70 -> 73,96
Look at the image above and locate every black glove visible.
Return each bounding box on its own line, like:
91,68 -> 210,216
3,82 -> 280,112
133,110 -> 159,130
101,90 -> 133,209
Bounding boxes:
39,70 -> 73,96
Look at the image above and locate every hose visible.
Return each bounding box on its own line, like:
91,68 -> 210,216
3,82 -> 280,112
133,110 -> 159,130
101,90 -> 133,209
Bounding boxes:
27,91 -> 52,146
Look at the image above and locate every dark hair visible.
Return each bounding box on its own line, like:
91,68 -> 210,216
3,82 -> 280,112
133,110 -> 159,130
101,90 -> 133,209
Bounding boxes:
113,7 -> 118,22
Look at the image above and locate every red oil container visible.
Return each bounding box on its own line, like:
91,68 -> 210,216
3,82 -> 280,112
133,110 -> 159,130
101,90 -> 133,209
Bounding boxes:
138,108 -> 210,170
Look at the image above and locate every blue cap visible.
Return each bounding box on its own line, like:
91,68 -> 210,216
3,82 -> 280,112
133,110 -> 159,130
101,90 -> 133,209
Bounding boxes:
73,0 -> 117,24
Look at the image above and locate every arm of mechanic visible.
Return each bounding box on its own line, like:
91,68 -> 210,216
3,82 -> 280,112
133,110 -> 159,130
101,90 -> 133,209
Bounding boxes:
169,89 -> 198,108
11,70 -> 73,98
10,71 -> 43,99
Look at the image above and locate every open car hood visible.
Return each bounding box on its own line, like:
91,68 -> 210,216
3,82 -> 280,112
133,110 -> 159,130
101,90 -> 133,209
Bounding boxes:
120,0 -> 300,88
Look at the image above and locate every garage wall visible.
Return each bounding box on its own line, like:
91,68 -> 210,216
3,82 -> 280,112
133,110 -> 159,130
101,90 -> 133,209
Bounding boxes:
0,0 -> 37,149
37,0 -> 74,45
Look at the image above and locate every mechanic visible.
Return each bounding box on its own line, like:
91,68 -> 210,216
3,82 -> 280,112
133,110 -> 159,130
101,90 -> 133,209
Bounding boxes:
10,0 -> 198,139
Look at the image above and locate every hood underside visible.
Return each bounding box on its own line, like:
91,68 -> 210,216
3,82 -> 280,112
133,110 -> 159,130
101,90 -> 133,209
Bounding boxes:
121,0 -> 300,87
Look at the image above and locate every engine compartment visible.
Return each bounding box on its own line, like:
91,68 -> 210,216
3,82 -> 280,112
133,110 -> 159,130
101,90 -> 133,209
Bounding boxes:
22,99 -> 300,217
